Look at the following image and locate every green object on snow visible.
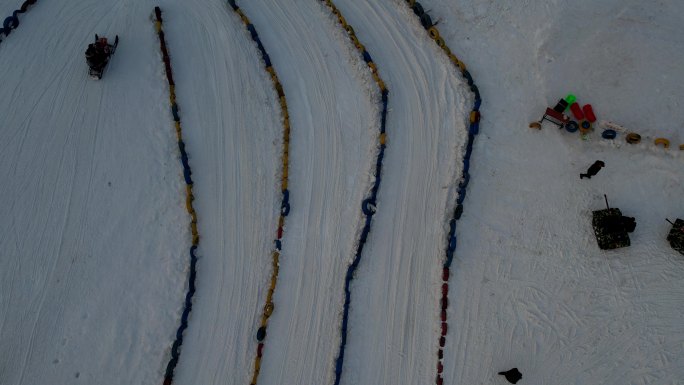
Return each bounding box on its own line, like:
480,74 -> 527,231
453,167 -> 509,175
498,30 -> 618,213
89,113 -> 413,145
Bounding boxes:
564,93 -> 576,107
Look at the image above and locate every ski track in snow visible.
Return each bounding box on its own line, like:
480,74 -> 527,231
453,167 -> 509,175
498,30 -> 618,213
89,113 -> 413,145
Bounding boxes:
332,1 -> 470,384
0,0 -> 187,384
160,1 -> 282,384
236,1 -> 377,384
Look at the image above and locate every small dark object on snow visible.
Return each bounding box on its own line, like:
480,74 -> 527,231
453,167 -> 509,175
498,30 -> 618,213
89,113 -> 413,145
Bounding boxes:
498,368 -> 522,384
580,160 -> 605,179
553,98 -> 568,113
666,218 -> 684,255
256,326 -> 266,341
565,120 -> 579,132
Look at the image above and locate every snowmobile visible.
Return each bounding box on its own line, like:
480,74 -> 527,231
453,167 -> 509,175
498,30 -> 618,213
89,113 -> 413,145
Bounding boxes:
85,34 -> 119,79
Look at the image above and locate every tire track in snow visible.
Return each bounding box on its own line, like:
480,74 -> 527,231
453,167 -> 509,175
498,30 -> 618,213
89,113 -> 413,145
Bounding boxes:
8,5 -> 106,383
159,1 -> 282,384
315,2 -> 389,384
225,1 -> 294,384
237,1 -> 376,384
330,1 -> 470,384
0,0 -> 188,383
397,2 -> 484,384
19,81 -> 104,383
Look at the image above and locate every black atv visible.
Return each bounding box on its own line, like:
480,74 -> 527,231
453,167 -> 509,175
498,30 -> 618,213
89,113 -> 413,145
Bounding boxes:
592,196 -> 636,250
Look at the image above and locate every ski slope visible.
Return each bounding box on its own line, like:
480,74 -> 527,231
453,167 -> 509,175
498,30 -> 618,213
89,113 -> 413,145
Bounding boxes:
330,1 -> 470,384
156,2 -> 282,384
0,1 -> 187,384
235,1 -> 376,384
1,0 -> 683,384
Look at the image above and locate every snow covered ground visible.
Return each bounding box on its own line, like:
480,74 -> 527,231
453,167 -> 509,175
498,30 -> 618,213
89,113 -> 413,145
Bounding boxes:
1,0 -> 683,384
175,0 -> 376,384
157,2 -> 282,384
423,0 -> 684,383
329,2 -> 469,384
0,1 -> 188,384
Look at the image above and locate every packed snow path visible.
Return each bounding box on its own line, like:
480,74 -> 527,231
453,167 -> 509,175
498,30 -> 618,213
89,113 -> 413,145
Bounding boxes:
332,1 -> 470,384
0,0 -> 282,384
0,1 -> 187,383
157,1 -> 282,385
236,1 -> 377,384
0,0 -> 471,383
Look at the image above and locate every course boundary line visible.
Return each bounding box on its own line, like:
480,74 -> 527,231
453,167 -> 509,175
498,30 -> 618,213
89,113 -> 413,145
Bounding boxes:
0,0 -> 38,46
153,7 -> 202,385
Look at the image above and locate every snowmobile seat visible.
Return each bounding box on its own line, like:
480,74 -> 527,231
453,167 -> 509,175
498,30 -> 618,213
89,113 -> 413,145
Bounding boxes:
86,44 -> 108,70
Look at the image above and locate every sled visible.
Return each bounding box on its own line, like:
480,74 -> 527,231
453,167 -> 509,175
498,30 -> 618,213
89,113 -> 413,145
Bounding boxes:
531,107 -> 569,129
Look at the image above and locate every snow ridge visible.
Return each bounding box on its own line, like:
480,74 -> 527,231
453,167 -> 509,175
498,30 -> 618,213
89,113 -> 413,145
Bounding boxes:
399,1 -> 481,384
227,1 -> 292,384
0,0 -> 37,44
153,8 -> 201,385
316,2 -> 390,385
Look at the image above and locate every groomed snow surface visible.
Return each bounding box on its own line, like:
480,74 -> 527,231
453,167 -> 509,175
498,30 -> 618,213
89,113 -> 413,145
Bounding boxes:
1,0 -> 683,385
